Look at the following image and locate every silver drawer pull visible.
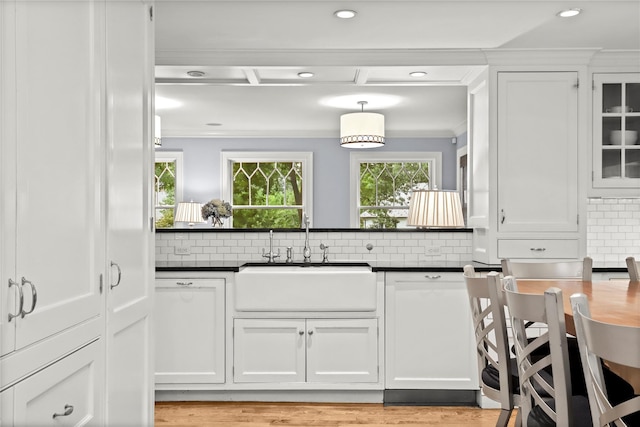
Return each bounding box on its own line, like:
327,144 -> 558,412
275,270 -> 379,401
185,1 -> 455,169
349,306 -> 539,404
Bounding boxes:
8,279 -> 24,322
110,261 -> 122,289
176,281 -> 193,286
530,248 -> 546,252
20,277 -> 37,318
53,404 -> 74,419
424,274 -> 441,280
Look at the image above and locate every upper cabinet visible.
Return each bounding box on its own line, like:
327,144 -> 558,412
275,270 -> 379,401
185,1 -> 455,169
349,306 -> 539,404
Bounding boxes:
497,72 -> 579,234
592,73 -> 640,196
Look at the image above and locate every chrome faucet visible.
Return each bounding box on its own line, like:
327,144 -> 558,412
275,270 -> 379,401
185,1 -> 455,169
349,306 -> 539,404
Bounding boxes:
261,230 -> 280,263
302,213 -> 311,263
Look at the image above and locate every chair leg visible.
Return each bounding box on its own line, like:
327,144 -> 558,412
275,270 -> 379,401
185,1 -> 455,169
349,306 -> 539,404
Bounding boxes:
495,408 -> 512,427
514,407 -> 522,427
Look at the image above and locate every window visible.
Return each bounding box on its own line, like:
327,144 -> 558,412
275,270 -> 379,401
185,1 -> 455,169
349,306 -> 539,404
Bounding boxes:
350,152 -> 442,228
222,152 -> 313,228
154,151 -> 183,228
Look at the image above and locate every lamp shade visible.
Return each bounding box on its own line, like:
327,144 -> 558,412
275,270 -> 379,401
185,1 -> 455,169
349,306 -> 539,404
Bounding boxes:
406,190 -> 465,228
340,112 -> 385,148
154,115 -> 162,147
175,201 -> 204,226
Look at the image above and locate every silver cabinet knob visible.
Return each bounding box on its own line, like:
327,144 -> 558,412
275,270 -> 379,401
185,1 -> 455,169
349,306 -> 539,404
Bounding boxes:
308,330 -> 314,335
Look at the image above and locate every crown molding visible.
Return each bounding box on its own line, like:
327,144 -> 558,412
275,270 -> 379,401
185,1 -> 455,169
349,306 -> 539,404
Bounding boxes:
162,129 -> 457,139
156,48 -> 490,67
589,50 -> 640,69
482,48 -> 599,65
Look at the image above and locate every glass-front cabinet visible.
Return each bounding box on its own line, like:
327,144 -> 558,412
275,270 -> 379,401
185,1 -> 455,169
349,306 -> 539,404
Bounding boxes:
593,73 -> 640,191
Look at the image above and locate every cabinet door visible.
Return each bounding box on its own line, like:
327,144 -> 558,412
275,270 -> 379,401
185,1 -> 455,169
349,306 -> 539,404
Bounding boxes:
306,319 -> 378,383
385,272 -> 478,390
155,278 -> 225,385
592,73 -> 640,192
104,2 -> 154,425
497,72 -> 579,233
233,319 -> 306,383
0,1 -> 17,358
11,341 -> 103,426
6,0 -> 104,353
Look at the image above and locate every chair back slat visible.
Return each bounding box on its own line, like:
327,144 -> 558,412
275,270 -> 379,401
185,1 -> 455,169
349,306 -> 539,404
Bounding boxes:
626,256 -> 640,281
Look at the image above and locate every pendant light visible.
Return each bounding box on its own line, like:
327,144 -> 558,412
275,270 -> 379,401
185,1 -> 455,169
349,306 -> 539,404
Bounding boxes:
340,101 -> 385,149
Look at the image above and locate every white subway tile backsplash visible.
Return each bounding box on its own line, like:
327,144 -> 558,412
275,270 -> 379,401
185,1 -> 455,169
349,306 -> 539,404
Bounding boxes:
155,199 -> 639,266
587,198 -> 640,267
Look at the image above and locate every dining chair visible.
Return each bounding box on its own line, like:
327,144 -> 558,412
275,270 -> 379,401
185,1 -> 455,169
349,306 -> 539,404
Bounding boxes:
463,266 -> 521,427
626,256 -> 640,281
570,293 -> 640,427
501,257 -> 593,281
502,276 -> 592,426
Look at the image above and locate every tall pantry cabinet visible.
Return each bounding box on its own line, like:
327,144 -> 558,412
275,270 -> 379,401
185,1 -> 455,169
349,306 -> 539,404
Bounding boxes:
469,66 -> 584,264
0,1 -> 154,425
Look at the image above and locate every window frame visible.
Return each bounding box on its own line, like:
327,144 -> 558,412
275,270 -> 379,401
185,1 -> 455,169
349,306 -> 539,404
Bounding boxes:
221,151 -> 314,227
349,151 -> 442,228
154,150 -> 184,227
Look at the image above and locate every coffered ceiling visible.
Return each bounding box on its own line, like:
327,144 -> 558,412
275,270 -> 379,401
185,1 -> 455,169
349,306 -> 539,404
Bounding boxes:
154,1 -> 640,139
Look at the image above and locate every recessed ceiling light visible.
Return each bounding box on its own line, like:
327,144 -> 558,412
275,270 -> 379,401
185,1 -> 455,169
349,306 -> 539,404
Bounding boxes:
557,8 -> 582,17
187,70 -> 205,77
297,72 -> 314,78
409,71 -> 428,78
334,9 -> 356,19
206,123 -> 222,126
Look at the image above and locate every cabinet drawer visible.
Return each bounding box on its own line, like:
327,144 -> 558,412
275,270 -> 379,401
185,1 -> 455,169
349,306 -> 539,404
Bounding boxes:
498,239 -> 579,259
13,341 -> 101,426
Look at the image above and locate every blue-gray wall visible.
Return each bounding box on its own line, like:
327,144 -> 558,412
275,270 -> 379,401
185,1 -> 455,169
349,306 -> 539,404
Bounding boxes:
157,135 -> 466,228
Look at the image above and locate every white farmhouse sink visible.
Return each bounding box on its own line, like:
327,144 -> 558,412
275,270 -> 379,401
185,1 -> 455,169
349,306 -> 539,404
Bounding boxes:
235,265 -> 376,312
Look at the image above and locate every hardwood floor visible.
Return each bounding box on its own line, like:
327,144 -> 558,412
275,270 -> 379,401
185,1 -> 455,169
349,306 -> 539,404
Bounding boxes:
155,402 -> 517,426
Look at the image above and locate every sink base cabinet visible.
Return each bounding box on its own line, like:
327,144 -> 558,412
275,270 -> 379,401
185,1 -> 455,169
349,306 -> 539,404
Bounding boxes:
233,318 -> 378,385
385,272 -> 478,391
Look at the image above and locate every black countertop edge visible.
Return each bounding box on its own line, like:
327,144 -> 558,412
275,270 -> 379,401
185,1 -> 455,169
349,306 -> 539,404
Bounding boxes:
156,227 -> 472,233
156,261 -> 628,273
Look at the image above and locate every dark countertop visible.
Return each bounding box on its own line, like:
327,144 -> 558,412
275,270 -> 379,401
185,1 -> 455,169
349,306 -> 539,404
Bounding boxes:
156,260 -> 629,273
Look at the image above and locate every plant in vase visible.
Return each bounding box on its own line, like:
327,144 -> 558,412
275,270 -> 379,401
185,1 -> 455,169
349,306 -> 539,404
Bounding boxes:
201,199 -> 233,227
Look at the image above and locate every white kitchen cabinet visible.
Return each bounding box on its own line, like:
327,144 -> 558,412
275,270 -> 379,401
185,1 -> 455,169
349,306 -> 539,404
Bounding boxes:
154,277 -> 226,387
385,272 -> 478,390
0,1 -> 154,425
592,73 -> 640,195
103,2 -> 154,425
233,318 -> 378,384
497,71 -> 579,235
0,0 -> 103,360
472,70 -> 583,264
1,340 -> 103,427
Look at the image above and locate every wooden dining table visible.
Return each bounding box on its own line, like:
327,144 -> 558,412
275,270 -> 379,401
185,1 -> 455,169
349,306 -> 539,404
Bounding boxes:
516,279 -> 640,393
